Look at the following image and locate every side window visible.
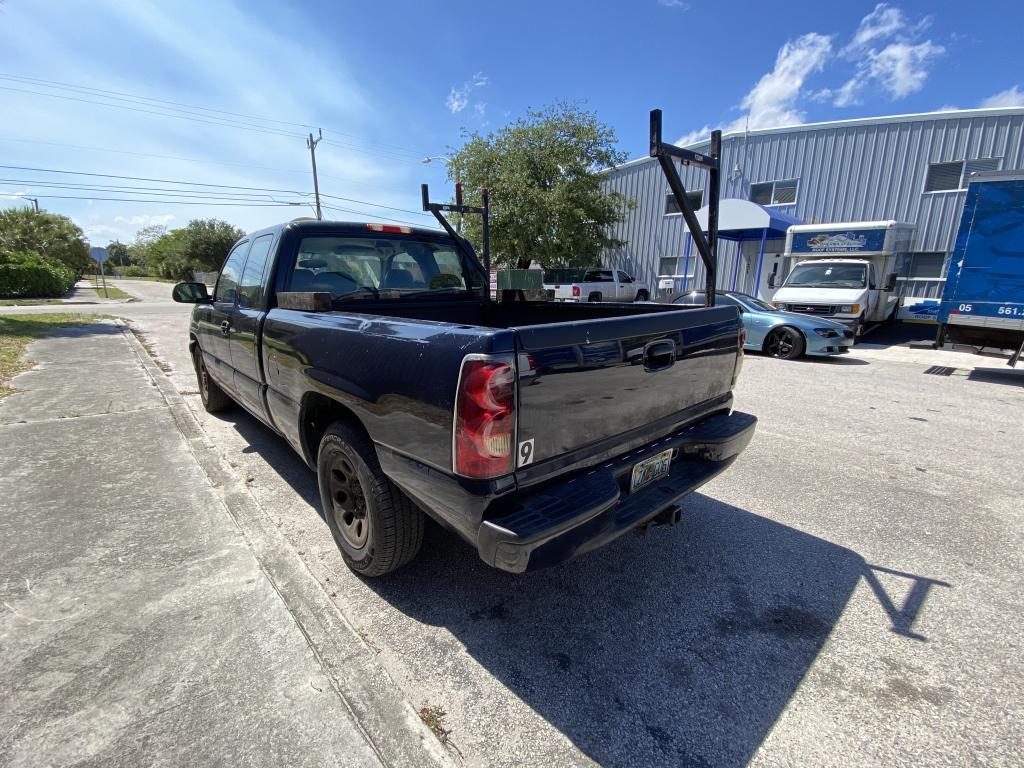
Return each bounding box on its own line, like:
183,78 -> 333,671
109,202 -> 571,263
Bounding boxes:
619,272 -> 633,284
237,235 -> 274,309
214,242 -> 248,304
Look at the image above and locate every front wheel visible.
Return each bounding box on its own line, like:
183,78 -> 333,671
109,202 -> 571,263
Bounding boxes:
317,421 -> 424,577
765,327 -> 805,360
634,290 -> 649,302
192,345 -> 231,413
854,312 -> 867,338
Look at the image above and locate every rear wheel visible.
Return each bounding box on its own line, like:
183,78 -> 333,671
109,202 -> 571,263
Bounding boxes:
635,290 -> 649,302
317,421 -> 424,577
588,292 -> 602,303
192,345 -> 231,413
765,327 -> 805,360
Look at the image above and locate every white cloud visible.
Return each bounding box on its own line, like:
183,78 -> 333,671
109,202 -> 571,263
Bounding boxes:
737,33 -> 833,129
446,87 -> 469,114
834,4 -> 943,106
675,32 -> 831,145
657,0 -> 690,9
446,72 -> 487,114
113,213 -> 177,227
842,3 -> 905,54
979,86 -> 1024,108
676,125 -> 713,146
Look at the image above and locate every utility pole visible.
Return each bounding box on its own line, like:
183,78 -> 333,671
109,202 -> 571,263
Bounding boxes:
307,129 -> 323,220
27,197 -> 39,212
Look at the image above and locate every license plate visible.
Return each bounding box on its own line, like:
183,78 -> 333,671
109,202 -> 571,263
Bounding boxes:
630,448 -> 673,493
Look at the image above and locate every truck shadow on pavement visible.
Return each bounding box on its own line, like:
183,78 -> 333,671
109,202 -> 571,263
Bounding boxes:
222,408 -> 943,768
369,495 -> 868,768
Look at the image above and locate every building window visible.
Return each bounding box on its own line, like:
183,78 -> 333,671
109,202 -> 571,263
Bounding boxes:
963,157 -> 1002,181
664,190 -> 704,215
908,252 -> 946,279
750,179 -> 798,206
924,158 -> 1002,192
924,161 -> 963,192
658,257 -> 694,277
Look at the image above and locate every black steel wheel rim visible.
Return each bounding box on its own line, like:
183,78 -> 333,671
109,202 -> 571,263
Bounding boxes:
328,452 -> 368,549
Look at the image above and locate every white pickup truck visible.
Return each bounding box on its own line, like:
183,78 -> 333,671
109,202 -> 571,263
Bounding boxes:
545,269 -> 650,303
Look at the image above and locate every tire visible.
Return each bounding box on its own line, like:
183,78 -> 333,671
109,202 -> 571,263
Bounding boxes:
635,290 -> 649,302
854,312 -> 867,338
764,326 -> 805,360
588,292 -> 602,303
317,421 -> 424,577
192,345 -> 231,413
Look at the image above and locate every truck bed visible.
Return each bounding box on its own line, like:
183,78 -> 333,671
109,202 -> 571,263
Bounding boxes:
262,297 -> 741,533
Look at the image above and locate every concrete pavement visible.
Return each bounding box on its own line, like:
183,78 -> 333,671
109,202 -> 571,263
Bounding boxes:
0,319 -> 449,767
2,280 -> 1023,766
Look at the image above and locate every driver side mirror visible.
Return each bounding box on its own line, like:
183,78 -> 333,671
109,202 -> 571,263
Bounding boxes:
882,272 -> 898,291
767,273 -> 776,289
172,281 -> 211,304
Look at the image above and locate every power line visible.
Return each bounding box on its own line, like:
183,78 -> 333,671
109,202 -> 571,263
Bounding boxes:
0,163 -> 307,194
319,204 -> 434,229
0,135 -> 425,197
0,72 -> 429,157
0,82 -> 426,164
0,193 -> 302,207
0,179 -> 303,203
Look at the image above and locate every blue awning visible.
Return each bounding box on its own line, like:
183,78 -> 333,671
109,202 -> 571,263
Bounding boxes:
694,198 -> 802,241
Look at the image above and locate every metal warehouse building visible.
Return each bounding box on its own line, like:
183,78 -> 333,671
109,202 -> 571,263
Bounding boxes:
600,106 -> 1024,302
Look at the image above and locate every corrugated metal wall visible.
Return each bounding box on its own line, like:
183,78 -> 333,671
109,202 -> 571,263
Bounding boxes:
601,110 -> 1024,293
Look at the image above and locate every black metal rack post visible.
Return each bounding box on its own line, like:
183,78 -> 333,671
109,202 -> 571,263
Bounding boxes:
421,183 -> 491,302
649,109 -> 722,307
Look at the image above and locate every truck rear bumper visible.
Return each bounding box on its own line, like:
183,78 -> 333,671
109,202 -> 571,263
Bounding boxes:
476,410 -> 757,573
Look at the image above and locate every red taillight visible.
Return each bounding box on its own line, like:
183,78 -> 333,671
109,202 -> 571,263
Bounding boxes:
739,326 -> 747,350
455,358 -> 515,478
572,286 -> 580,297
367,223 -> 412,234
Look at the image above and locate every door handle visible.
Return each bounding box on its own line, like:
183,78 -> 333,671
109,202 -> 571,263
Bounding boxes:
643,339 -> 676,372
220,320 -> 231,336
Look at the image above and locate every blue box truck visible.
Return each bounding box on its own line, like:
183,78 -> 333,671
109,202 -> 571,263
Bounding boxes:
936,170 -> 1024,365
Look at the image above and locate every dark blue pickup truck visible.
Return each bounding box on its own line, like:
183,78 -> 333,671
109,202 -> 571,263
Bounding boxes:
173,220 -> 755,575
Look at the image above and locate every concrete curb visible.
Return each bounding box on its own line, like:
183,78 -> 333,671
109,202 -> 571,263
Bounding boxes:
116,322 -> 455,768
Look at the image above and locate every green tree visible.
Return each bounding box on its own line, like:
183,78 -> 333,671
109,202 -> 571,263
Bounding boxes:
146,229 -> 190,280
0,207 -> 91,273
127,224 -> 169,268
106,240 -> 130,267
181,218 -> 245,272
448,102 -> 633,269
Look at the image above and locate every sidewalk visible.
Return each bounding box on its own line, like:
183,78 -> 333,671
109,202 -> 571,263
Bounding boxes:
0,321 -> 439,767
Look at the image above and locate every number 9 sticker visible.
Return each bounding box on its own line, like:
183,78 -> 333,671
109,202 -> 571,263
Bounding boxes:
518,439 -> 535,467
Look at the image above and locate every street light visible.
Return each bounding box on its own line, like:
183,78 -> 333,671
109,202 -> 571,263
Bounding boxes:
422,155 -> 462,233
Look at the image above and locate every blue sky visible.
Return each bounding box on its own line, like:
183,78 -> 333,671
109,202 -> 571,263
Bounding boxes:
1,0 -> 1021,245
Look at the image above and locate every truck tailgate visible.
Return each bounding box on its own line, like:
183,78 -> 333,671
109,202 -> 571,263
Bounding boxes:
513,306 -> 739,467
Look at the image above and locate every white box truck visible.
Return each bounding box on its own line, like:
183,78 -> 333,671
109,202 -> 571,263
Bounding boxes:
771,220 -> 915,337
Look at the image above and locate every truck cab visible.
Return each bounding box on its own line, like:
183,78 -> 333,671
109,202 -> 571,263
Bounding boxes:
772,221 -> 913,336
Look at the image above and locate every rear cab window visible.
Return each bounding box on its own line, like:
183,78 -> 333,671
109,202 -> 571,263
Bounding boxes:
285,232 -> 482,301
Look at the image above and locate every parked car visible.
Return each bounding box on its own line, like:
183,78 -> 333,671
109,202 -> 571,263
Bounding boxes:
545,268 -> 650,303
173,220 -> 755,576
672,290 -> 854,359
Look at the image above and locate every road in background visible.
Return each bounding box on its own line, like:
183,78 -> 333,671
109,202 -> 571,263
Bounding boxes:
2,282 -> 1022,766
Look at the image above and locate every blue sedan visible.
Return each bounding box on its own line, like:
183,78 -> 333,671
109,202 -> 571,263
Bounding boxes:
672,291 -> 854,360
